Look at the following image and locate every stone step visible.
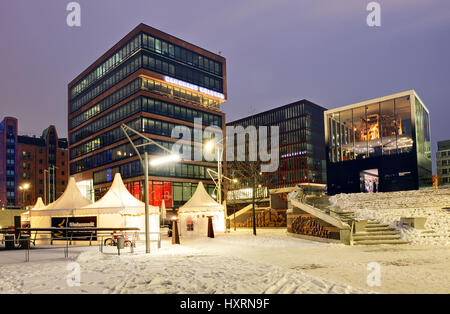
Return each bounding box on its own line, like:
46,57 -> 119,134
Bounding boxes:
353,239 -> 410,245
365,224 -> 391,228
364,227 -> 397,232
353,234 -> 401,241
354,231 -> 399,236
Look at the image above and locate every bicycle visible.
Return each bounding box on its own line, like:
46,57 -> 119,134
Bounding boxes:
103,234 -> 134,247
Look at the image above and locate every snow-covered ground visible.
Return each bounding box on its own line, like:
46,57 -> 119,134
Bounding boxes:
1,229 -> 449,294
330,189 -> 450,245
0,233 -> 367,294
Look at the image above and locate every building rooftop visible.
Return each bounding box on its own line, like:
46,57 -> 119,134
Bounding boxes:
227,99 -> 327,125
438,140 -> 450,151
17,135 -> 45,146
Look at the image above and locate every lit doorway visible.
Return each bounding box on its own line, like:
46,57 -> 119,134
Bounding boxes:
360,169 -> 379,193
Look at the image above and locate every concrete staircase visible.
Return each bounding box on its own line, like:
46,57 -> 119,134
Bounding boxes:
332,211 -> 409,245
352,221 -> 409,245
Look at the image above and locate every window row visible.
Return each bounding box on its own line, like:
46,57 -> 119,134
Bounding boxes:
70,54 -> 141,113
70,119 -> 141,159
70,117 -> 219,160
233,103 -> 324,127
71,75 -> 222,132
93,159 -> 214,185
70,79 -> 141,129
70,98 -> 141,144
70,51 -> 224,113
141,77 -> 222,111
70,95 -> 222,144
142,51 -> 223,93
71,35 -> 141,100
142,32 -> 222,77
71,32 -> 223,100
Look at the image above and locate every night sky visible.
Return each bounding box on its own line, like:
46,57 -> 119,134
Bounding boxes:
1,0 -> 449,173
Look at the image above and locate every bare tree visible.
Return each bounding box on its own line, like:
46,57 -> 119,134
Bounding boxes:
229,161 -> 274,235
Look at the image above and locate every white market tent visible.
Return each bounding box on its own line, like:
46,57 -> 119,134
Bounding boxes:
30,177 -> 93,229
30,174 -> 159,241
80,173 -> 159,238
21,197 -> 46,222
178,182 -> 225,236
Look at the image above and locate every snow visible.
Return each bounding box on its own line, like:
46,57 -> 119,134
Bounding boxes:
1,229 -> 449,294
330,188 -> 450,245
0,230 -> 368,294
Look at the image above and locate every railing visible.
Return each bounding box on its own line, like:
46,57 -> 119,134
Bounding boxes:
1,227 -> 167,262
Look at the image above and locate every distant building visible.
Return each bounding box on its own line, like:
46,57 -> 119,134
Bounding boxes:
436,140 -> 450,187
0,117 -> 68,208
325,90 -> 432,195
226,99 -> 327,200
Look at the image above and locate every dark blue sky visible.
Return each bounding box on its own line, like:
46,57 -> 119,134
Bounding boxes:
1,0 -> 449,173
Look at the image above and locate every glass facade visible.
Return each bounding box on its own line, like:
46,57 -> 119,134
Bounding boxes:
227,100 -> 327,190
70,32 -> 224,113
71,32 -> 222,101
327,96 -> 413,163
100,180 -> 217,208
325,91 -> 432,195
68,24 -> 226,209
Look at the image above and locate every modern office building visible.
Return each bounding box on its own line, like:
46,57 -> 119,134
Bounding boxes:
226,99 -> 327,198
436,140 -> 450,186
325,90 -> 432,195
68,24 -> 227,210
0,117 -> 69,208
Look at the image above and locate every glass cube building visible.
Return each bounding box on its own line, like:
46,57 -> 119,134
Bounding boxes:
325,90 -> 431,195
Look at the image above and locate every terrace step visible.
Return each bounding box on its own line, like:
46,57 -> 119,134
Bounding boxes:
353,234 -> 401,241
364,227 -> 397,232
354,231 -> 399,236
353,239 -> 410,245
365,224 -> 391,228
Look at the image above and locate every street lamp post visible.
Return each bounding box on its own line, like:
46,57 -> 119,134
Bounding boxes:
121,124 -> 180,254
19,183 -> 30,209
50,165 -> 58,203
44,169 -> 49,204
205,138 -> 238,232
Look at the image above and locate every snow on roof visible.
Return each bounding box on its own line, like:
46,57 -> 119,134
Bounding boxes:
179,182 -> 224,213
43,177 -> 92,211
82,173 -> 158,215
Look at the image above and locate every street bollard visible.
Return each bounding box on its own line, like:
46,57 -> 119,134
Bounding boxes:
117,236 -> 125,255
172,219 -> 180,245
207,216 -> 215,238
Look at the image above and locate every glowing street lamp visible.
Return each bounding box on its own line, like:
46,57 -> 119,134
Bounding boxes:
121,124 -> 181,253
19,183 -> 30,209
149,154 -> 181,166
204,138 -> 239,232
